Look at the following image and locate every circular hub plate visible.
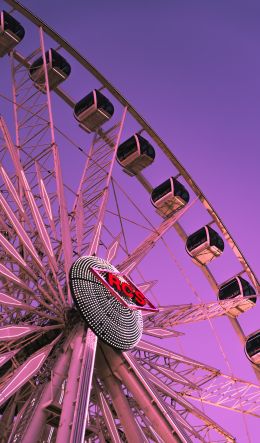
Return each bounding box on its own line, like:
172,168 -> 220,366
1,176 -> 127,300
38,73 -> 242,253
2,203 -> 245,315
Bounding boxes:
69,256 -> 143,350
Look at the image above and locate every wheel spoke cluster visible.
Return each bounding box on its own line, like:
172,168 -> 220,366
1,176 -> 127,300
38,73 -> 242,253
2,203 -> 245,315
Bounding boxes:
0,1 -> 257,442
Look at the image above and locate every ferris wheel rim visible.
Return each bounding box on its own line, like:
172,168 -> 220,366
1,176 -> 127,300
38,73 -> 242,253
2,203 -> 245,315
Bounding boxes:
0,0 -> 258,441
4,0 -> 259,293
2,0 -> 259,370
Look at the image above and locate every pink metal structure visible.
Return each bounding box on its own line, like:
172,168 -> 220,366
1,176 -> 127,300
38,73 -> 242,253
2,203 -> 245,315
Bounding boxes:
0,1 -> 258,442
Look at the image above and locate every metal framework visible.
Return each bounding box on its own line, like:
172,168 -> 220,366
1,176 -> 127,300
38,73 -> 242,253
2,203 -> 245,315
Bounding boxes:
0,1 -> 258,442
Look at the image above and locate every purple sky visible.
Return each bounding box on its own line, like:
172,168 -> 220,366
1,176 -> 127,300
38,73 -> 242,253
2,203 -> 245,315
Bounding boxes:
1,0 -> 260,441
18,0 -> 259,270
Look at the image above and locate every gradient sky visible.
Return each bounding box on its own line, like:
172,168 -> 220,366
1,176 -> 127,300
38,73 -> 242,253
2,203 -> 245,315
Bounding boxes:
1,0 -> 260,441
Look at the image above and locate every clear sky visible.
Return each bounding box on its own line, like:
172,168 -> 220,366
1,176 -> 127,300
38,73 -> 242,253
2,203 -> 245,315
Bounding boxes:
16,0 -> 259,271
1,0 -> 259,441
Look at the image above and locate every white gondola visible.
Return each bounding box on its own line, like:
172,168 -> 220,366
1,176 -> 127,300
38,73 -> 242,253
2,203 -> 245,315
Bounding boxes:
0,10 -> 25,57
74,89 -> 114,133
245,330 -> 260,365
151,177 -> 190,218
117,134 -> 155,175
218,276 -> 256,316
186,225 -> 224,265
29,48 -> 71,90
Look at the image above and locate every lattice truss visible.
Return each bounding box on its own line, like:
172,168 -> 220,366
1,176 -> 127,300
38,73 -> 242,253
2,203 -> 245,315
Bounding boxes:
0,110 -> 258,442
0,3 -> 258,442
143,295 -> 260,338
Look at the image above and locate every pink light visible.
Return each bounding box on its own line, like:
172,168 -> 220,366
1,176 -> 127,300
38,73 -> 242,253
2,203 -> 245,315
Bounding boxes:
0,351 -> 47,404
0,325 -> 38,340
0,292 -> 23,306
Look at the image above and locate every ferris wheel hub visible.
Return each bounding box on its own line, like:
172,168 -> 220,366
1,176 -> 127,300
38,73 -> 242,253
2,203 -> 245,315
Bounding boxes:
69,256 -> 144,350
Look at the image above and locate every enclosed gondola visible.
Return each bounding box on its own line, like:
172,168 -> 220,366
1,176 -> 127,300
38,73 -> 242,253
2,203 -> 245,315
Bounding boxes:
29,48 -> 71,90
151,177 -> 190,217
245,330 -> 260,365
74,89 -> 114,133
186,225 -> 224,265
0,10 -> 25,57
218,276 -> 256,316
117,134 -> 155,175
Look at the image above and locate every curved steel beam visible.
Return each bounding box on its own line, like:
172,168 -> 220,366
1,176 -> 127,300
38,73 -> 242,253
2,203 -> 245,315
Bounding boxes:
5,0 -> 258,292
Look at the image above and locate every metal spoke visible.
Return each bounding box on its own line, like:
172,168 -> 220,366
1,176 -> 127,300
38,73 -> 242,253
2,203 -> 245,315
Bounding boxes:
0,2 -> 257,441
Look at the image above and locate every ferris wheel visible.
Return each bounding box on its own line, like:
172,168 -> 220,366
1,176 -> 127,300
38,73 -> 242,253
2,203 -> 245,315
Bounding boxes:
0,1 -> 259,442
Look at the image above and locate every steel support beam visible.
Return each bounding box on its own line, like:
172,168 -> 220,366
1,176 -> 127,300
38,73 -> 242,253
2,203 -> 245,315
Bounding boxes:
18,339 -> 72,443
69,329 -> 97,443
56,328 -> 85,443
101,343 -> 191,443
96,348 -> 145,443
